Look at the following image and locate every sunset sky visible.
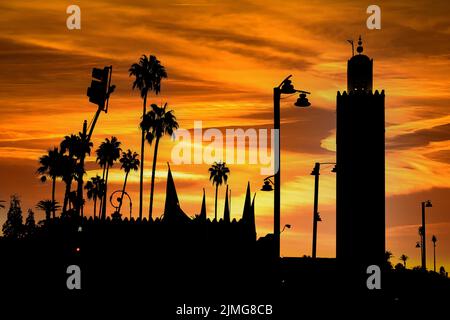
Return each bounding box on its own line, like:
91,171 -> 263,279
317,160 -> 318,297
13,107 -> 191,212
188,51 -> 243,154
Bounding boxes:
1,0 -> 449,271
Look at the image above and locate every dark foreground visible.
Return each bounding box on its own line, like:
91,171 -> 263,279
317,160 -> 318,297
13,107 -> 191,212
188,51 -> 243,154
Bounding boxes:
1,220 -> 449,318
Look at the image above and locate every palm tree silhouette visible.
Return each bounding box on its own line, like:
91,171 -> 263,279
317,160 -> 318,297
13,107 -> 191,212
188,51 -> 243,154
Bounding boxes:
208,161 -> 230,220
118,149 -> 140,215
36,200 -> 61,221
140,103 -> 178,219
399,254 -> 408,268
37,147 -> 63,218
60,155 -> 77,214
129,55 -> 167,220
85,175 -> 105,218
60,133 -> 93,216
96,137 -> 122,219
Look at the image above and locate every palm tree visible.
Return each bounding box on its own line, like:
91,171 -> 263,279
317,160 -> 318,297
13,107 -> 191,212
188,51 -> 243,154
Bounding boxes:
84,175 -> 105,218
208,161 -> 230,220
96,136 -> 121,219
60,133 -> 92,216
36,200 -> 61,221
60,155 -> 77,214
118,150 -> 140,215
399,254 -> 408,268
140,103 -> 178,219
37,147 -> 63,218
129,55 -> 167,220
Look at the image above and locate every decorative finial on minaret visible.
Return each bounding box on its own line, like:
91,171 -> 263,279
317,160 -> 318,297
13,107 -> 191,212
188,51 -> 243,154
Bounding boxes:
356,35 -> 363,54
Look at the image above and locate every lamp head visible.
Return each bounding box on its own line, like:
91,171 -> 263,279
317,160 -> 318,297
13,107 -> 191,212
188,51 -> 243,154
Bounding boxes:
261,180 -> 274,192
425,200 -> 432,208
315,212 -> 322,222
280,79 -> 297,94
331,165 -> 337,173
295,93 -> 311,107
416,242 -> 421,248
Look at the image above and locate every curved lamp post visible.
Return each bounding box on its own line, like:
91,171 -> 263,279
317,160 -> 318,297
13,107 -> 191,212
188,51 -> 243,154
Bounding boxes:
420,200 -> 432,270
310,162 -> 336,258
262,75 -> 311,260
110,190 -> 133,220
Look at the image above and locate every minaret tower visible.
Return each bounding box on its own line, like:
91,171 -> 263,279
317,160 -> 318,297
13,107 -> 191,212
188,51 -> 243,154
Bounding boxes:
336,36 -> 385,276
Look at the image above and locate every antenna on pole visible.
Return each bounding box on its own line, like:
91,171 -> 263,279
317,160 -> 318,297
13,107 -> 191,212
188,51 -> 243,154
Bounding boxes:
347,39 -> 354,57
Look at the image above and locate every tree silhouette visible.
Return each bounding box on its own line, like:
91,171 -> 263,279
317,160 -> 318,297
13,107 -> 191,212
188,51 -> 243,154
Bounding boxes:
37,147 -> 63,218
85,175 -> 105,219
96,136 -> 122,219
400,254 -> 408,268
384,250 -> 393,270
36,200 -> 61,221
60,132 -> 93,216
118,149 -> 140,215
129,54 -> 167,220
24,209 -> 36,237
60,154 -> 77,214
439,266 -> 447,277
140,103 -> 178,219
2,195 -> 23,239
208,161 -> 230,220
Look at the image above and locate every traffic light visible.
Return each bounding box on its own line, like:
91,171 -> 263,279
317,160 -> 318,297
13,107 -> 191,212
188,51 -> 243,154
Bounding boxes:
87,66 -> 111,110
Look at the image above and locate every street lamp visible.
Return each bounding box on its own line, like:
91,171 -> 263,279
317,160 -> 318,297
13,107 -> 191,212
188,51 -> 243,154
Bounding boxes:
432,235 -> 438,272
420,200 -> 432,270
110,190 -> 133,220
270,76 -> 311,260
261,175 -> 274,192
281,224 -> 292,233
310,162 -> 336,258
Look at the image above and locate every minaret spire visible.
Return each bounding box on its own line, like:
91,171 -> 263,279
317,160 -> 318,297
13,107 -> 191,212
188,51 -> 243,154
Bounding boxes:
356,35 -> 363,54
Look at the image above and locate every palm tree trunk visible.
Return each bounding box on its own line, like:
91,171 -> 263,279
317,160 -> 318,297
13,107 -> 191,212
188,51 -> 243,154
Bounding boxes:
93,196 -> 97,219
102,164 -> 110,220
99,166 -> 107,218
118,171 -> 129,214
51,176 -> 56,218
139,93 -> 147,220
215,184 -> 218,220
62,179 -> 72,214
149,137 -> 160,220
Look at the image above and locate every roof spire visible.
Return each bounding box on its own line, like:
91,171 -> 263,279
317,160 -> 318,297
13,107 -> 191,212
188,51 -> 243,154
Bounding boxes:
357,35 -> 363,54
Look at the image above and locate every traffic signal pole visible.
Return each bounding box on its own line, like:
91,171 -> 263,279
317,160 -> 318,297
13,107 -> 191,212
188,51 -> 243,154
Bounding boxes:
76,66 -> 114,217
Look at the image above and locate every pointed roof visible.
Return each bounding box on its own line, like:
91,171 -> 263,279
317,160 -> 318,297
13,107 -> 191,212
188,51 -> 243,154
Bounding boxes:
223,185 -> 230,223
242,182 -> 251,223
199,188 -> 206,221
163,163 -> 191,223
249,192 -> 256,237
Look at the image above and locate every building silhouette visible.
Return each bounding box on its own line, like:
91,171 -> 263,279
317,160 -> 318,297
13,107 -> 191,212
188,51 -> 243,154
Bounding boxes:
336,37 -> 385,273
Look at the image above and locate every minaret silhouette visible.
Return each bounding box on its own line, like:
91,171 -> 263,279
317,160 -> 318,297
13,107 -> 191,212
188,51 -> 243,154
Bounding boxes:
336,36 -> 385,274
